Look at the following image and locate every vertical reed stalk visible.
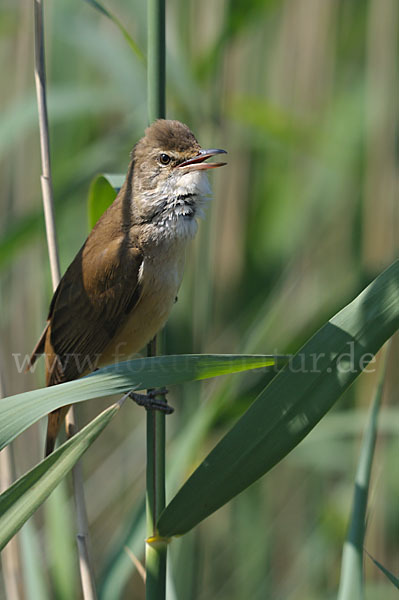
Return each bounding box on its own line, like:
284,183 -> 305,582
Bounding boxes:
145,1 -> 167,598
33,2 -> 96,598
337,342 -> 391,600
147,0 -> 166,123
33,0 -> 60,288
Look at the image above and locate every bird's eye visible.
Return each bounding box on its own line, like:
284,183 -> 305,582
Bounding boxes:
159,153 -> 171,165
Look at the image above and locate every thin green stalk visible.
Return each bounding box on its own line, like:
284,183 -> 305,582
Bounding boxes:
146,1 -> 166,597
147,0 -> 166,123
145,336 -> 167,599
337,343 -> 390,600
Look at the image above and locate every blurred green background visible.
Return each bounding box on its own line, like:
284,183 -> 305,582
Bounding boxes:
0,0 -> 397,598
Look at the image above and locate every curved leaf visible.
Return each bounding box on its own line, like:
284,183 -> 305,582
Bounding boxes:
0,354 -> 284,451
157,260 -> 399,537
82,0 -> 145,62
0,400 -> 122,551
365,550 -> 399,589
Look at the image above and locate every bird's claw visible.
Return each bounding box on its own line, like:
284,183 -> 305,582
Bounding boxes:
128,387 -> 173,414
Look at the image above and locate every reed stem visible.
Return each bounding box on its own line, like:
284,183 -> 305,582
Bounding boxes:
33,2 -> 97,598
145,1 -> 167,598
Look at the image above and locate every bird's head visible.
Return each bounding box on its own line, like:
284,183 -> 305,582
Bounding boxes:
131,120 -> 226,236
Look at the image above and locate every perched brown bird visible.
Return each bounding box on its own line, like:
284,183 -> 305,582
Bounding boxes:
28,119 -> 226,455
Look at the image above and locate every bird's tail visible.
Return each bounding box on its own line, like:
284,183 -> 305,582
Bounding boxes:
25,324 -> 49,372
45,406 -> 70,457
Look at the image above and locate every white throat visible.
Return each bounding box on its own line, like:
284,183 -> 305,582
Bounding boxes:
145,170 -> 212,240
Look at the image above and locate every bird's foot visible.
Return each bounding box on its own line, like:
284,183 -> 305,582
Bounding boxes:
128,387 -> 174,414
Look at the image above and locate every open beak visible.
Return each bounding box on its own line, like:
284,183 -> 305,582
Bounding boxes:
178,148 -> 227,171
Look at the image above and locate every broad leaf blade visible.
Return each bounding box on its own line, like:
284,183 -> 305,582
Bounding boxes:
0,401 -> 121,551
87,173 -> 124,229
0,354 -> 284,451
157,261 -> 399,537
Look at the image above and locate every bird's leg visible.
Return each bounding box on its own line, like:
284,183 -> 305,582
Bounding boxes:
128,387 -> 174,414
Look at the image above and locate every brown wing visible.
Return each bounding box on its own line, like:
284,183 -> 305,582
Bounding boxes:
44,234 -> 143,385
28,163 -> 142,385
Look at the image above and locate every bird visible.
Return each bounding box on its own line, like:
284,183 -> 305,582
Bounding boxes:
27,119 -> 226,456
